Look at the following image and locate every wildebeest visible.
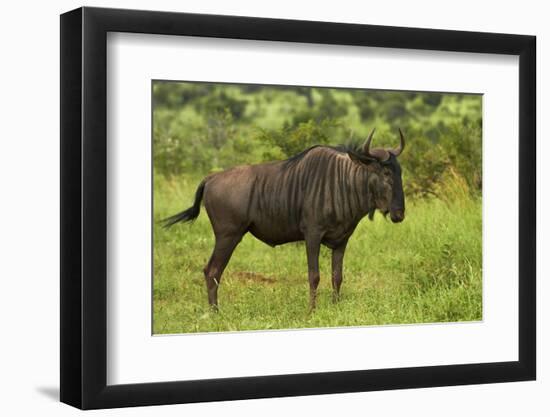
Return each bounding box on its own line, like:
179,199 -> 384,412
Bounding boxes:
163,128 -> 406,310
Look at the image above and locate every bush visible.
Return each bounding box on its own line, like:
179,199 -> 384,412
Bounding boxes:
396,120 -> 481,199
195,90 -> 248,121
258,119 -> 340,160
153,108 -> 238,176
353,93 -> 375,121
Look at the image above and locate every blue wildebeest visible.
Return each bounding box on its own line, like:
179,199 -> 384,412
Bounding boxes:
163,129 -> 406,310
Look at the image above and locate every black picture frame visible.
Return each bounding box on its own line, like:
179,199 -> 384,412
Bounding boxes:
60,6 -> 536,410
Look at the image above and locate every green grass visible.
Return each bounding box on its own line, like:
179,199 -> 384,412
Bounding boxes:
153,174 -> 482,334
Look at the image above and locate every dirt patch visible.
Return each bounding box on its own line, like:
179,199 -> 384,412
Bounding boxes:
233,271 -> 277,285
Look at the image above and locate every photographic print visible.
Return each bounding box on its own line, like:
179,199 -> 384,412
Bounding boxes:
153,81 -> 482,334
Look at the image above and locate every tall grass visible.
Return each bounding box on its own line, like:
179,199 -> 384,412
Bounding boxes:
153,172 -> 482,334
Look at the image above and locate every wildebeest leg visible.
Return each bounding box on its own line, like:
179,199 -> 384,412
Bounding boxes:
331,241 -> 348,303
305,235 -> 321,311
203,234 -> 242,310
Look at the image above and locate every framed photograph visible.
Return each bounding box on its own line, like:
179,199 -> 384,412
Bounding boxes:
60,6 -> 536,409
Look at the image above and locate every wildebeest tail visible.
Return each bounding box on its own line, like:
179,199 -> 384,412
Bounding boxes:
162,180 -> 206,228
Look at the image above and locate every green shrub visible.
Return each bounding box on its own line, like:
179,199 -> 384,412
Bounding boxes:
258,118 -> 340,160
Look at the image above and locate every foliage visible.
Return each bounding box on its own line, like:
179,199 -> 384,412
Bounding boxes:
291,89 -> 348,125
258,118 -> 340,160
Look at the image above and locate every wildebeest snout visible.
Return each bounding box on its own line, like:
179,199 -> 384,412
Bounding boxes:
390,209 -> 405,223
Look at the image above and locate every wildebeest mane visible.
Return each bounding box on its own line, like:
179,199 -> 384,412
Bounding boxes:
333,142 -> 377,164
282,142 -> 374,169
282,145 -> 324,168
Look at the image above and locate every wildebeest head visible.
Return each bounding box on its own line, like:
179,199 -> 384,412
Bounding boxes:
351,128 -> 406,223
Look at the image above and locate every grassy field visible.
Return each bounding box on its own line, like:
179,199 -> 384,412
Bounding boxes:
153,173 -> 482,334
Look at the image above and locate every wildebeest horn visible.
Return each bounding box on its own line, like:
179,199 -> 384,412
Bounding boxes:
363,128 -> 390,161
363,128 -> 375,157
389,128 -> 405,156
